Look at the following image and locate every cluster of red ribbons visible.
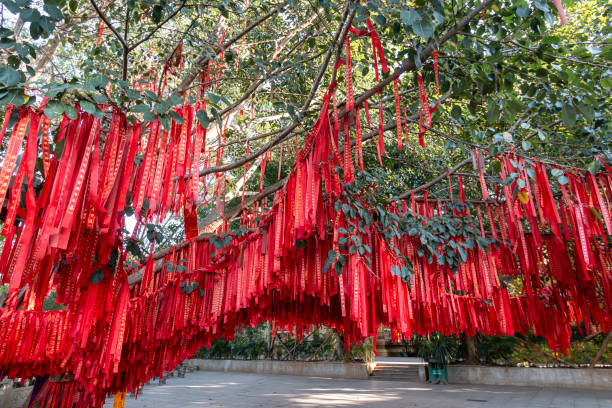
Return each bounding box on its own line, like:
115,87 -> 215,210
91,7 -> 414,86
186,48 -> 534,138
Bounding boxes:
1,89 -> 611,405
0,21 -> 608,407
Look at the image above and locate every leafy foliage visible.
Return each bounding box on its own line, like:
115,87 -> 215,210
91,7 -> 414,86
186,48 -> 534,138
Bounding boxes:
0,0 -> 610,307
324,172 -> 497,281
194,323 -> 341,361
413,332 -> 460,365
471,331 -> 612,367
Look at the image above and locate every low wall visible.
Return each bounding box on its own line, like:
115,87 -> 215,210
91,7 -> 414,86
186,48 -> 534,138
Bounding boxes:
0,381 -> 32,408
448,365 -> 612,391
188,359 -> 370,380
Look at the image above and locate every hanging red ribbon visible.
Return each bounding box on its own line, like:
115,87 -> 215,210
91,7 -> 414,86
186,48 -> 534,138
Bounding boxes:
552,0 -> 568,25
417,74 -> 432,128
278,142 -> 283,180
474,148 -> 490,200
345,36 -> 354,112
393,78 -> 402,150
432,50 -> 440,95
259,151 -> 268,193
184,201 -> 199,239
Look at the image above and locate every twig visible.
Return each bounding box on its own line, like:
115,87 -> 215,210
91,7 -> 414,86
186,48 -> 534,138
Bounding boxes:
89,0 -> 128,49
129,0 -> 187,51
174,4 -> 284,95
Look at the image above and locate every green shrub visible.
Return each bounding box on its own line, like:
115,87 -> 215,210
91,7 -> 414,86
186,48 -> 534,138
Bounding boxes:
414,333 -> 460,365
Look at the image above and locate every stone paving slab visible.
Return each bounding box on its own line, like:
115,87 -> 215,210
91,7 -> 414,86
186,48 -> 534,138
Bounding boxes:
104,370 -> 612,408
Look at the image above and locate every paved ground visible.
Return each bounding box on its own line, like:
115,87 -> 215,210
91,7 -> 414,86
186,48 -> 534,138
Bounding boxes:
104,370 -> 612,408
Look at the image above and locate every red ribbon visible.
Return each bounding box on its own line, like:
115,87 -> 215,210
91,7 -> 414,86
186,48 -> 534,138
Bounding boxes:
432,50 -> 440,95
393,78 -> 402,150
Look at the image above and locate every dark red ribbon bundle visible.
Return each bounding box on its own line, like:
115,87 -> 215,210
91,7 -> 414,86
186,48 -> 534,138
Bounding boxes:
0,125 -> 611,407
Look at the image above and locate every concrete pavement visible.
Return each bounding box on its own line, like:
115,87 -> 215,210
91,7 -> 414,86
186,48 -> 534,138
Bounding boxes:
103,370 -> 612,407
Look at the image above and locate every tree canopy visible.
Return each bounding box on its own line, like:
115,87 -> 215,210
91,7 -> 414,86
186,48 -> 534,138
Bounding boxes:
0,2 -> 611,404
1,1 -> 609,247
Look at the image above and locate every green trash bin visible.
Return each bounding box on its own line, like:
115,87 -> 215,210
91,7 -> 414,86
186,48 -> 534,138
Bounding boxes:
427,359 -> 448,384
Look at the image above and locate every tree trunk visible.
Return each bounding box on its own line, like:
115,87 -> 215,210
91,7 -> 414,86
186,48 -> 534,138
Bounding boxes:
463,334 -> 479,364
331,328 -> 344,361
589,332 -> 611,369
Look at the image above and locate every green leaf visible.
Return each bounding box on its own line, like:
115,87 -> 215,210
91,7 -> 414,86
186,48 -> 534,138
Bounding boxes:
576,102 -> 594,122
64,105 -> 78,120
126,89 -> 141,101
457,246 -> 467,263
322,257 -> 332,273
154,101 -> 169,115
142,110 -> 156,123
90,269 -> 104,284
91,93 -> 107,104
372,14 -> 386,27
533,0 -> 549,12
411,18 -> 434,40
486,103 -> 500,124
44,100 -> 66,120
159,114 -> 171,130
210,107 -> 223,129
557,175 -> 569,185
587,159 -> 601,174
561,103 -> 576,127
43,4 -> 63,20
516,5 -> 530,17
196,109 -> 210,128
132,103 -> 151,114
168,94 -> 183,107
400,8 -> 420,26
80,100 -> 96,115
551,168 -> 564,177
169,110 -> 184,124
21,8 -> 41,23
207,92 -> 222,106
432,10 -> 444,24
29,21 -> 43,39
0,66 -> 22,86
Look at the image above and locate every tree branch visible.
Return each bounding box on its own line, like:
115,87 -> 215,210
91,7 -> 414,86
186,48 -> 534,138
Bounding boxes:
196,0 -> 492,180
122,3 -> 131,81
128,0 -> 187,51
89,0 -> 128,49
174,4 -> 284,95
349,0 -> 495,112
196,2 -> 354,178
589,332 -> 611,369
127,0 -> 492,283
